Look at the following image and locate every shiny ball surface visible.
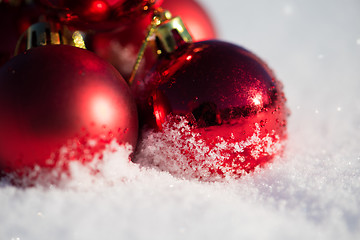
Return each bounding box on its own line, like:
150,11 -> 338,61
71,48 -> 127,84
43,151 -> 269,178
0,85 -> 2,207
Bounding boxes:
0,45 -> 138,173
132,40 -> 288,177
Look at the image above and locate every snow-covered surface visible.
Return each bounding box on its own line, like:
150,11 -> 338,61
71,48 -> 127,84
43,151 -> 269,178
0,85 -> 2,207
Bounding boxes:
1,0 -> 360,239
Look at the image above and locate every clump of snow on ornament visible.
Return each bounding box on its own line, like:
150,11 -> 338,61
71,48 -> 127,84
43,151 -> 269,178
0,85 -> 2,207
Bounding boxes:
0,139 -> 139,189
134,116 -> 284,181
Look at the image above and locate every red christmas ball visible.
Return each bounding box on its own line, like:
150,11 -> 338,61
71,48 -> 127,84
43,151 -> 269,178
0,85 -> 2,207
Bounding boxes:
159,0 -> 217,41
36,0 -> 158,30
0,45 -> 138,174
132,40 -> 288,179
87,0 -> 216,82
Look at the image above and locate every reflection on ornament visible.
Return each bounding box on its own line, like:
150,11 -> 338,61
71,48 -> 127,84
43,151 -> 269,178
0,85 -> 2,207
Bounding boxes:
252,94 -> 263,107
85,0 -> 110,20
92,96 -> 115,124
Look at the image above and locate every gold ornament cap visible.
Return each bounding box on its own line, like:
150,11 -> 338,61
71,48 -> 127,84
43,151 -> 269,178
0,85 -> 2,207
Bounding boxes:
128,9 -> 193,85
15,21 -> 86,55
26,22 -> 63,49
154,16 -> 192,54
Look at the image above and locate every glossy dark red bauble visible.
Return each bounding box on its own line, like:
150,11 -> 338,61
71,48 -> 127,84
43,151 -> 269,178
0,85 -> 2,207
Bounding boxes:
159,0 -> 217,41
132,40 -> 288,178
0,45 -> 138,174
35,0 -> 158,30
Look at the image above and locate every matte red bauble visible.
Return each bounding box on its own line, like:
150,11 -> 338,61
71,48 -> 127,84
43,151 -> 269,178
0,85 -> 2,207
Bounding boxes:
159,0 -> 216,41
0,45 -> 138,174
36,0 -> 158,30
132,40 -> 288,179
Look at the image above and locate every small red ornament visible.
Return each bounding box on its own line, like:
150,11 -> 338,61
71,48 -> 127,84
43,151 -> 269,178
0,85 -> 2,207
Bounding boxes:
132,40 -> 288,178
159,0 -> 216,41
35,0 -> 158,30
0,45 -> 138,174
87,0 -> 216,80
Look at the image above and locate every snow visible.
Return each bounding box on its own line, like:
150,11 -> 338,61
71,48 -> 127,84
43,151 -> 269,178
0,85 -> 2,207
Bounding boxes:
1,0 -> 360,239
135,118 -> 284,181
